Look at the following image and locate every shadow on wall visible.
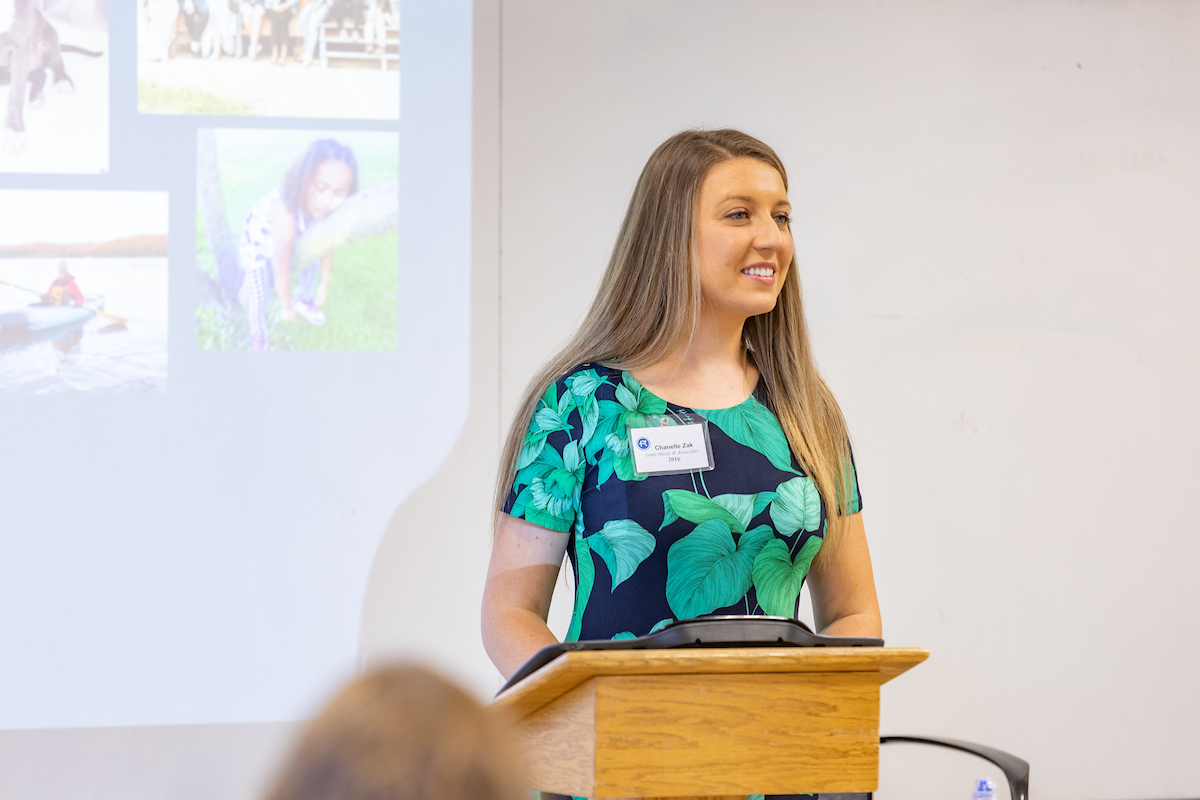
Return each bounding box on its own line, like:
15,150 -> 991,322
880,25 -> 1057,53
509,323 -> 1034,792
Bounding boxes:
357,400 -> 500,695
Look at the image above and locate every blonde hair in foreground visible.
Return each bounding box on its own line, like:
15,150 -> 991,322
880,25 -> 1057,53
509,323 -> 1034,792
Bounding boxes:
495,128 -> 856,552
264,664 -> 526,800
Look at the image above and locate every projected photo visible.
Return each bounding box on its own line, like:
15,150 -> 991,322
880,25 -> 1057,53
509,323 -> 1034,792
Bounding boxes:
137,0 -> 399,119
0,191 -> 169,393
0,0 -> 109,174
197,128 -> 398,351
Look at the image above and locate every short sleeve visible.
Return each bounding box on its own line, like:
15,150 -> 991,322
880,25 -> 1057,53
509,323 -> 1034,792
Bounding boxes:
501,376 -> 588,534
843,444 -> 863,515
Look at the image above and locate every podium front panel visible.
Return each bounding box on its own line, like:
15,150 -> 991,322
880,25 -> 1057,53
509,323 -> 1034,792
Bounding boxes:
499,647 -> 928,798
592,672 -> 878,797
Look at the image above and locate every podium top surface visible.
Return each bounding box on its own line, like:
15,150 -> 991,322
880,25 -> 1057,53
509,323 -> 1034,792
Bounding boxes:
492,646 -> 929,719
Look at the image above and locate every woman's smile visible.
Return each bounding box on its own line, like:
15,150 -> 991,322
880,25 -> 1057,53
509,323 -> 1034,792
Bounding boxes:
741,262 -> 777,282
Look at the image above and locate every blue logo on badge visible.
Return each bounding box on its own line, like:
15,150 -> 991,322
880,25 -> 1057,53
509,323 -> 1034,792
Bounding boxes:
636,437 -> 650,450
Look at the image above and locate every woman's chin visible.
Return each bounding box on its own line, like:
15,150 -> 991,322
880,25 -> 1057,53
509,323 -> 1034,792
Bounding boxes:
730,297 -> 782,321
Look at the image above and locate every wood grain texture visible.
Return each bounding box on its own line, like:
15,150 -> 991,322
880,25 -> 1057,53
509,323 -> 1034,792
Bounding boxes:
514,678 -> 597,797
591,672 -> 879,797
493,647 -> 928,720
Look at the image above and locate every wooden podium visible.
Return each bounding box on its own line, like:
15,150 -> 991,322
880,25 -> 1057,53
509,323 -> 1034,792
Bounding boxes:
492,647 -> 928,799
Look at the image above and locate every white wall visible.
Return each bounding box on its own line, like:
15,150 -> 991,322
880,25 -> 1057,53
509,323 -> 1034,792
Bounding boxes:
486,1 -> 1200,798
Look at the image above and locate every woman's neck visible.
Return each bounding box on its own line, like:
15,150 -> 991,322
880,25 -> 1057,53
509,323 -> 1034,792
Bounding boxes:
629,307 -> 757,409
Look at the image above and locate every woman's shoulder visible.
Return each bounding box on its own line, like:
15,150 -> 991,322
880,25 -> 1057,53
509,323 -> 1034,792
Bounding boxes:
561,362 -> 621,381
552,363 -> 622,394
531,364 -> 624,414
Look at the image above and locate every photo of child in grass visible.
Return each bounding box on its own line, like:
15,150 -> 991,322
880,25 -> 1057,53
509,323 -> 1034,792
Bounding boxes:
196,128 -> 398,351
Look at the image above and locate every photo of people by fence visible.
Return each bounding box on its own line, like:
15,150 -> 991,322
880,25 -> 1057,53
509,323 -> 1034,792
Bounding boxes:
197,128 -> 398,352
0,0 -> 109,174
137,0 -> 398,119
0,191 -> 169,393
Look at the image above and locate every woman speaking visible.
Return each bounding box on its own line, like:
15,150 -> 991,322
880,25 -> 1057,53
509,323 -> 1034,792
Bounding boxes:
481,129 -> 881,690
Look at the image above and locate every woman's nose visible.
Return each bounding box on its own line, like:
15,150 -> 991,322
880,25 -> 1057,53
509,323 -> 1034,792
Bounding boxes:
753,214 -> 787,252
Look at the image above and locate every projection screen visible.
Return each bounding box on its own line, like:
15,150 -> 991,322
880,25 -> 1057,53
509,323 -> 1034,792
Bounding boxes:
0,0 -> 471,729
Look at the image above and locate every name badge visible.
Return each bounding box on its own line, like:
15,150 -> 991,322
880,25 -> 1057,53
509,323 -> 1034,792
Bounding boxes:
628,416 -> 714,476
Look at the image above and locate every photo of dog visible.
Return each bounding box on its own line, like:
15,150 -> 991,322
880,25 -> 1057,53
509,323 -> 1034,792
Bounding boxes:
0,0 -> 108,173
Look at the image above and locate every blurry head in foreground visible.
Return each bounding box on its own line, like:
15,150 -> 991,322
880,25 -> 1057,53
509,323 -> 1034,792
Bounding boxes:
265,664 -> 526,800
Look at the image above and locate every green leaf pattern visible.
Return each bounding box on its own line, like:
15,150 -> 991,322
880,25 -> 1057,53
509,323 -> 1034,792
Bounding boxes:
694,398 -> 801,475
751,536 -> 823,617
566,533 -> 595,643
508,366 -> 852,639
660,489 -> 747,532
770,476 -> 822,535
588,520 -> 656,591
665,521 -> 773,619
566,369 -> 607,446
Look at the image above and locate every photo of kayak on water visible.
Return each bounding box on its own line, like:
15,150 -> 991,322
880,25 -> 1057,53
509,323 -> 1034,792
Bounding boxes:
0,191 -> 168,393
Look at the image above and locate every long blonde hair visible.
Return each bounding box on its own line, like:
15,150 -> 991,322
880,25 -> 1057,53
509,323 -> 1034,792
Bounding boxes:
495,129 -> 856,549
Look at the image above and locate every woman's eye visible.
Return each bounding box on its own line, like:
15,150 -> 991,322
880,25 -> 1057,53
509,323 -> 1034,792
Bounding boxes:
775,213 -> 792,224
726,210 -> 749,220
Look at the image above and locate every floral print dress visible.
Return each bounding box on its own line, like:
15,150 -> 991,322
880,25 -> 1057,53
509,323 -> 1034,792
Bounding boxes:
503,364 -> 861,644
505,364 -> 865,800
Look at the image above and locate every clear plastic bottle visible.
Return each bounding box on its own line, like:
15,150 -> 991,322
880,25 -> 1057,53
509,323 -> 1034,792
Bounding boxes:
972,778 -> 997,800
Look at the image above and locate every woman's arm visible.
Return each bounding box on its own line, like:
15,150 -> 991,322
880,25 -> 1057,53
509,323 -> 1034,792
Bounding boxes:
269,200 -> 298,321
481,512 -> 571,679
806,511 -> 883,638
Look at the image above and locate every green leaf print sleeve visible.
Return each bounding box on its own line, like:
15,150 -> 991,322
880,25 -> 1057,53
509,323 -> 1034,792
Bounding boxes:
566,368 -> 609,446
844,447 -> 863,514
504,379 -> 586,534
694,397 -> 800,475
